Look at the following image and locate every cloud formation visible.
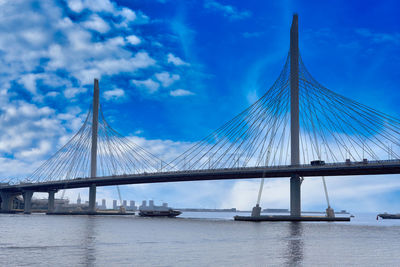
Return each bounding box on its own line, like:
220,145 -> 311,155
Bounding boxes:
103,88 -> 125,101
155,72 -> 180,87
131,79 -> 160,94
355,28 -> 400,45
0,0 -> 184,181
204,0 -> 251,20
167,53 -> 190,66
170,89 -> 195,97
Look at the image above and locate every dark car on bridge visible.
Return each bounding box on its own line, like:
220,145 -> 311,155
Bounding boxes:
310,160 -> 325,166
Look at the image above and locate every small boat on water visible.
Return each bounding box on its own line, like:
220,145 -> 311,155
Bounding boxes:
139,209 -> 182,217
139,200 -> 181,218
377,213 -> 400,219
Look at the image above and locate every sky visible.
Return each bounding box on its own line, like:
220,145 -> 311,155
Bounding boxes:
1,0 -> 400,212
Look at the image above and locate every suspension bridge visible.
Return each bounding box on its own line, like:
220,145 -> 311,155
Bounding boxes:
1,14 -> 400,217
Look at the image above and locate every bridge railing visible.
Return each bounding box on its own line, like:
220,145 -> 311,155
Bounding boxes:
3,158 -> 400,188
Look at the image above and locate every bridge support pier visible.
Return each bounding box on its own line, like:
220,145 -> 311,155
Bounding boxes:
89,184 -> 96,213
290,174 -> 301,217
23,191 -> 33,214
0,191 -> 14,212
251,204 -> 261,217
48,191 -> 56,213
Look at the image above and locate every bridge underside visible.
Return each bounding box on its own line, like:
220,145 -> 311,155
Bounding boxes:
2,161 -> 400,194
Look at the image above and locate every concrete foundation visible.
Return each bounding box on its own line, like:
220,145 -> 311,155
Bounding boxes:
89,184 -> 96,213
326,207 -> 335,218
234,215 -> 350,222
251,204 -> 261,217
23,191 -> 33,214
0,191 -> 13,212
48,191 -> 56,213
290,175 -> 301,216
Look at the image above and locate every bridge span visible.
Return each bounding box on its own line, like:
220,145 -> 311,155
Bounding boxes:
2,159 -> 400,193
1,159 -> 400,214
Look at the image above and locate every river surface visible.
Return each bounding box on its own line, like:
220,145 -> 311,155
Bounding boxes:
0,212 -> 399,266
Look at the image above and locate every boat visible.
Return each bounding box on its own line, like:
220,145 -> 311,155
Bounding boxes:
139,209 -> 181,217
138,200 -> 181,217
377,213 -> 400,219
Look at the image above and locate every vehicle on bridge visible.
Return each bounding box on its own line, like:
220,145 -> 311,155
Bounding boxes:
311,160 -> 325,166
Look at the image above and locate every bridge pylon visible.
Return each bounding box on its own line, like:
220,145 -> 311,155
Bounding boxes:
89,78 -> 100,213
290,14 -> 301,217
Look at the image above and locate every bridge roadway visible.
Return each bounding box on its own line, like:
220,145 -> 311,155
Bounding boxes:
1,159 -> 400,193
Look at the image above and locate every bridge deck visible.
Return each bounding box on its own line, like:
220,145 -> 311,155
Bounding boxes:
1,160 -> 400,193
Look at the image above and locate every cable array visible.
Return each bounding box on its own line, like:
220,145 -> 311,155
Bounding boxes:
167,52 -> 400,170
26,106 -> 167,182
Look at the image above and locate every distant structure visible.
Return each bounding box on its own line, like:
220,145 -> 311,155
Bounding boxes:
77,193 -> 81,205
127,201 -> 136,211
139,200 -> 169,211
96,199 -> 106,210
113,200 -> 117,210
31,198 -> 69,210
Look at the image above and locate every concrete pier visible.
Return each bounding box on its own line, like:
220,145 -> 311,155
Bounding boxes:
0,191 -> 14,212
290,174 -> 301,216
23,191 -> 33,214
48,191 -> 56,213
251,204 -> 261,217
234,215 -> 350,222
89,184 -> 96,213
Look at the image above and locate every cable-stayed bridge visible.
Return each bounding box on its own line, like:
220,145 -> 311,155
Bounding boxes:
1,14 -> 400,216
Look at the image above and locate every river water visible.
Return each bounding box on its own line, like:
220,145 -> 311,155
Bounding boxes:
0,212 -> 399,266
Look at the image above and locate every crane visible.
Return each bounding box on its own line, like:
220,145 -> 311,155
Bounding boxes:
116,185 -> 125,213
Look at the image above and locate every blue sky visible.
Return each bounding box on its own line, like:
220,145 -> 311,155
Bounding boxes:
1,0 -> 400,211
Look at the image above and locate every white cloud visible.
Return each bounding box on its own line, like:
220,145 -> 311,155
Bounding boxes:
127,136 -> 193,163
66,0 -> 84,13
87,0 -> 116,13
126,35 -> 141,45
134,129 -> 143,135
67,0 -> 115,13
66,0 -> 141,28
120,7 -> 136,22
19,74 -> 38,94
170,89 -> 194,97
103,88 -> 125,100
20,28 -> 48,46
64,52 -> 156,86
356,28 -> 400,45
17,140 -> 52,158
155,72 -> 180,87
64,87 -> 87,99
106,36 -> 125,46
0,101 -> 64,159
167,53 -> 189,66
204,0 -> 251,20
131,78 -> 160,94
46,91 -> 59,97
0,0 -> 157,94
0,0 -> 187,185
82,14 -> 110,33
